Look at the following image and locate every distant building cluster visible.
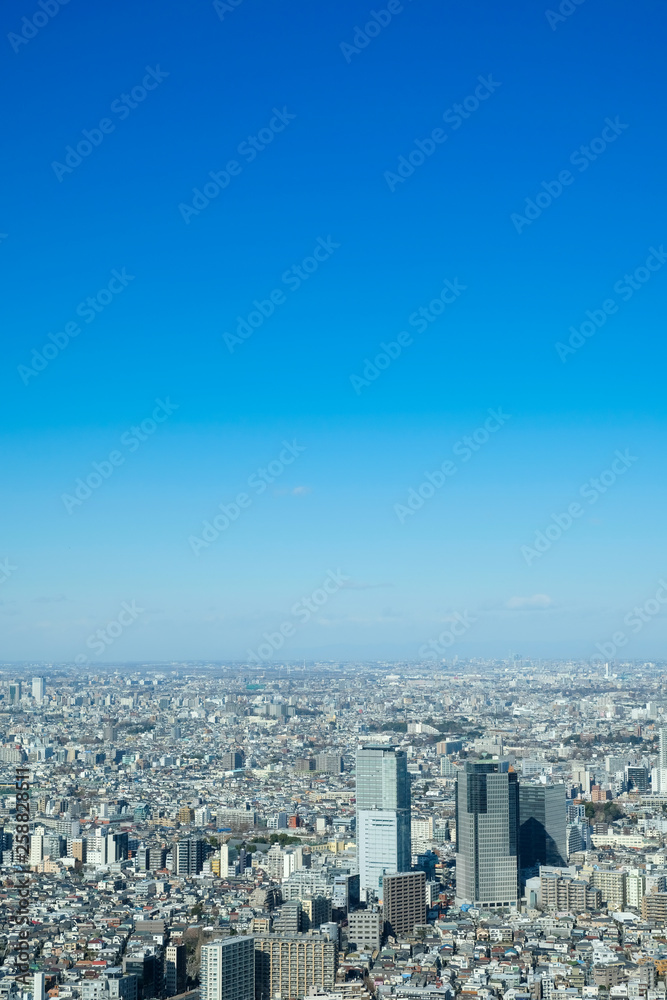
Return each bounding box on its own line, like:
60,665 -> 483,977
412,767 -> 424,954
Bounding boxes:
3,661 -> 667,1000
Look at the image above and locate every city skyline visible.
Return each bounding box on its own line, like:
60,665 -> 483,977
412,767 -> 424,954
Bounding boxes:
9,661 -> 667,996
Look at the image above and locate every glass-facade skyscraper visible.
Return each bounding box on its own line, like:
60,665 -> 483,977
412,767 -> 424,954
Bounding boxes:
518,783 -> 567,871
455,759 -> 519,909
356,745 -> 411,898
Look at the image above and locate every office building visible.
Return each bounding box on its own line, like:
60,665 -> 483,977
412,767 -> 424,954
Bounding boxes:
8,682 -> 21,704
200,937 -> 254,1000
221,750 -> 244,770
626,765 -> 649,792
651,740 -> 667,800
356,746 -> 411,897
32,677 -> 45,703
660,727 -> 667,770
123,953 -> 162,1000
519,783 -> 567,870
315,753 -> 344,774
295,757 -> 316,772
383,870 -> 426,937
455,759 -> 519,909
347,909 -> 383,951
113,831 -> 129,862
440,757 -> 456,777
254,935 -> 338,1000
107,975 -> 138,1000
164,944 -> 186,997
332,873 -> 359,912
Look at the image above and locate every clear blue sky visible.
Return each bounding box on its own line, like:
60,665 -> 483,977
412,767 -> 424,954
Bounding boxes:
2,0 -> 666,663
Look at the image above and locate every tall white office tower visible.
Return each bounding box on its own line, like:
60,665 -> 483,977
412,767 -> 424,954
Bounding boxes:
660,728 -> 667,769
200,937 -> 254,1000
32,677 -> 45,703
654,727 -> 667,794
356,745 -> 411,898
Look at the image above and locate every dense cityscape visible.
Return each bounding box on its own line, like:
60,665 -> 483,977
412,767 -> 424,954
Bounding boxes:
5,660 -> 667,1000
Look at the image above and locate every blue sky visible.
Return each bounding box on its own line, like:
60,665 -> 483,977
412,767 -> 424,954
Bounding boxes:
2,0 -> 666,663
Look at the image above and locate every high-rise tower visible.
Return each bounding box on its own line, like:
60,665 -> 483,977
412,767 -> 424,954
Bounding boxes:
455,759 -> 519,909
356,745 -> 411,897
519,783 -> 567,871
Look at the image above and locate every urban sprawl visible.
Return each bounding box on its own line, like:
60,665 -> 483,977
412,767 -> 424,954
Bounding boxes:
5,661 -> 667,1000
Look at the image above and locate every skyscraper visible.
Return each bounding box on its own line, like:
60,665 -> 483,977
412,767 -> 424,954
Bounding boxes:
455,759 -> 519,909
653,727 -> 667,794
200,937 -> 254,1000
519,783 -> 567,871
356,745 -> 411,897
32,677 -> 45,703
660,727 -> 667,769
